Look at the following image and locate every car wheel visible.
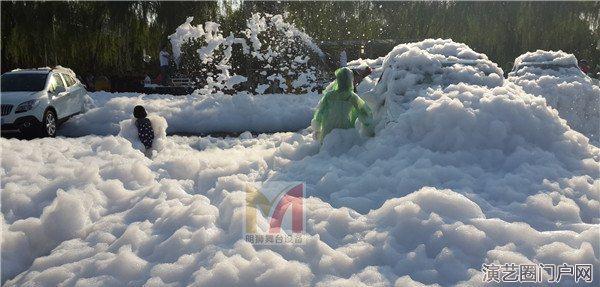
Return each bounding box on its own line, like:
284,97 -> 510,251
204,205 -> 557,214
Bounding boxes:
42,110 -> 57,137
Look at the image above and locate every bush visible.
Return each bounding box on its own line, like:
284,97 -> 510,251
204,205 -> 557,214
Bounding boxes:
240,13 -> 325,94
170,13 -> 325,94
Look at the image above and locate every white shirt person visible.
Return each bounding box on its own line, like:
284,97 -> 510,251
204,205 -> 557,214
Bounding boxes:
339,50 -> 348,67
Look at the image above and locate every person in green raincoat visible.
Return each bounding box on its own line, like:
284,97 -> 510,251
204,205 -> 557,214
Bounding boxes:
312,67 -> 374,142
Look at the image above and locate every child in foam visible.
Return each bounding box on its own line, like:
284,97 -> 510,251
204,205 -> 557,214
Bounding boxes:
133,105 -> 155,150
118,108 -> 167,157
312,67 -> 374,143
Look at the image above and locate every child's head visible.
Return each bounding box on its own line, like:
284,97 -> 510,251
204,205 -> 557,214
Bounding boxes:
133,105 -> 147,118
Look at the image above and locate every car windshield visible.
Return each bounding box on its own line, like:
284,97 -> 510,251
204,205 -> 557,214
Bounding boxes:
513,62 -> 579,73
1,73 -> 48,92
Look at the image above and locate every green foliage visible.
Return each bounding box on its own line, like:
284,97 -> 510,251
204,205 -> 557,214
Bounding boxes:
174,20 -> 241,93
284,1 -> 600,74
178,38 -> 205,83
0,1 -> 218,76
2,1 -> 598,79
239,13 -> 325,94
178,37 -> 229,88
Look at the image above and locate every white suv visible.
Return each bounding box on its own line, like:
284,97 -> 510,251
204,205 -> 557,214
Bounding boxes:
1,67 -> 87,137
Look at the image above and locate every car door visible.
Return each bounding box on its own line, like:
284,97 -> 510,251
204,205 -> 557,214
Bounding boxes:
61,73 -> 83,115
72,75 -> 88,113
74,77 -> 89,113
48,73 -> 70,119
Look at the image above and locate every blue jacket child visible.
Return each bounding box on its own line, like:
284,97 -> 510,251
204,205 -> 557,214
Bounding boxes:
133,105 -> 155,150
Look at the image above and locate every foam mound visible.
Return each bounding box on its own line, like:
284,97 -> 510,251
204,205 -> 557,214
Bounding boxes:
358,39 -> 503,122
508,50 -> 600,144
59,91 -> 320,137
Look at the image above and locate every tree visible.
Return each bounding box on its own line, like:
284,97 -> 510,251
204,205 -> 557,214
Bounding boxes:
238,13 -> 326,94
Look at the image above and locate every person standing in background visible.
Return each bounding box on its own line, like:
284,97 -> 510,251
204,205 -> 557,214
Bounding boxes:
578,59 -> 591,75
159,45 -> 171,85
352,66 -> 372,92
339,49 -> 348,67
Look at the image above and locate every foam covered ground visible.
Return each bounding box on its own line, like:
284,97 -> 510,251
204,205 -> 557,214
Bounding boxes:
3,88 -> 599,286
2,40 -> 599,286
59,91 -> 320,137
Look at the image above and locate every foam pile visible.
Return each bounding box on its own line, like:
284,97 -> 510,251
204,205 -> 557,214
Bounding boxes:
59,91 -> 320,137
354,39 -> 504,126
508,50 -> 600,144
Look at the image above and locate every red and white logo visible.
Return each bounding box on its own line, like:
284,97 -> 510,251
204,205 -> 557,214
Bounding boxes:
244,181 -> 305,244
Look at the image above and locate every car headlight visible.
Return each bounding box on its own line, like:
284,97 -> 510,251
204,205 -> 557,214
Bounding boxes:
15,99 -> 40,113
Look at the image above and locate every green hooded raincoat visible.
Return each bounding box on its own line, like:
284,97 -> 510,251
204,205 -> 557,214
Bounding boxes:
312,68 -> 374,142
